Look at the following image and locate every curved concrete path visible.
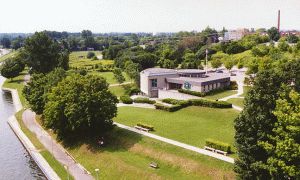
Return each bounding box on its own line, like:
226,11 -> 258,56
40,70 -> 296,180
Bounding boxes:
22,110 -> 93,180
114,122 -> 234,164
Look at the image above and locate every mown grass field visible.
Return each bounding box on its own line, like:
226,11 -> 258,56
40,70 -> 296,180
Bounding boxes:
227,98 -> 244,108
241,86 -> 251,97
67,127 -> 235,179
114,106 -> 238,150
69,51 -> 131,84
204,90 -> 237,100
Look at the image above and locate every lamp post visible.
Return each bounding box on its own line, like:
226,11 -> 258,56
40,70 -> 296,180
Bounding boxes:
95,168 -> 99,180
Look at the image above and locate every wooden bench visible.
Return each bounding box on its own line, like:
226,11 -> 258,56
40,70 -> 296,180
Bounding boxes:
215,149 -> 228,156
204,146 -> 215,152
134,125 -> 150,132
149,162 -> 158,168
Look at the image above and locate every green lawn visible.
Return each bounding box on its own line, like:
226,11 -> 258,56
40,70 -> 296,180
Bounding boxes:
89,71 -> 130,84
67,127 -> 235,179
227,98 -> 244,108
0,50 -> 18,62
69,51 -> 112,69
204,90 -> 237,100
241,86 -> 251,97
3,71 -> 28,107
114,106 -> 238,149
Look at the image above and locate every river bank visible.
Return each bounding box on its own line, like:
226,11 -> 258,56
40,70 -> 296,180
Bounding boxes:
1,78 -> 60,180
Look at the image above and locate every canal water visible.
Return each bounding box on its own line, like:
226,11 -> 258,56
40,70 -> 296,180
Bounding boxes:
0,76 -> 45,180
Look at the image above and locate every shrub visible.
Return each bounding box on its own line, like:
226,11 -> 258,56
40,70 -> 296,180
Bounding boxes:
189,99 -> 232,108
178,89 -> 206,97
87,52 -> 96,59
205,139 -> 231,153
78,69 -> 87,76
154,103 -> 183,112
133,97 -> 155,104
229,81 -> 238,90
137,123 -> 154,131
120,95 -> 133,104
92,56 -> 98,60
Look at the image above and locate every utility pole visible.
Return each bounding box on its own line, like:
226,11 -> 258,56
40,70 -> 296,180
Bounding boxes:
205,48 -> 208,74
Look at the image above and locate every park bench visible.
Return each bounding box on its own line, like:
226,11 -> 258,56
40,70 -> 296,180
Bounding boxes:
134,125 -> 150,132
204,146 -> 215,152
149,162 -> 158,169
215,149 -> 228,156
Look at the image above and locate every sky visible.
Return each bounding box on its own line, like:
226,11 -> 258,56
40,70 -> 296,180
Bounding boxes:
1,0 -> 300,33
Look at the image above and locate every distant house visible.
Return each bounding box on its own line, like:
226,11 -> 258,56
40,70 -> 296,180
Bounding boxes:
140,68 -> 230,98
224,28 -> 250,41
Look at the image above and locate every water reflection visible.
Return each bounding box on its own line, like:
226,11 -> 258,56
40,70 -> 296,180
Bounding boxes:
0,76 -> 46,180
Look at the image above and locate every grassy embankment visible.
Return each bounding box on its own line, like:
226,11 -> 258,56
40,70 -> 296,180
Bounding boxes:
2,72 -> 73,180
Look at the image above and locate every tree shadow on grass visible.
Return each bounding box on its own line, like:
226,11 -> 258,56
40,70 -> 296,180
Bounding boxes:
61,126 -> 143,154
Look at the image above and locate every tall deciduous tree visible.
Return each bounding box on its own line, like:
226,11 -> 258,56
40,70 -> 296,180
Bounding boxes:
23,68 -> 66,114
0,57 -> 25,80
113,68 -> 125,84
234,59 -> 300,179
260,88 -> 300,178
22,32 -> 69,73
267,27 -> 280,42
43,74 -> 118,140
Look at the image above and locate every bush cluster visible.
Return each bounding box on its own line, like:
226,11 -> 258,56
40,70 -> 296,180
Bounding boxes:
154,103 -> 182,112
137,123 -> 154,131
178,89 -> 206,97
157,98 -> 232,112
205,139 -> 231,153
120,95 -> 133,104
133,97 -> 155,104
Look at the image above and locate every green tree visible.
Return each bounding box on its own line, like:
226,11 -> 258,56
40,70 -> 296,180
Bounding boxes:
87,51 -> 96,59
113,68 -> 125,84
251,44 -> 270,57
224,59 -> 234,71
1,37 -> 11,48
22,32 -> 69,73
225,41 -> 245,54
210,58 -> 222,70
286,34 -> 299,43
125,61 -> 140,85
0,57 -> 25,80
267,27 -> 280,42
23,68 -> 66,114
260,88 -> 300,178
234,59 -> 300,179
43,74 -> 118,140
278,41 -> 289,52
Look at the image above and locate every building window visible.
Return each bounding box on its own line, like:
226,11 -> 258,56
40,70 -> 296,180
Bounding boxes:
151,79 -> 157,87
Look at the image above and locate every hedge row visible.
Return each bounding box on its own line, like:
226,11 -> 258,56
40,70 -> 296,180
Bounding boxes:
178,89 -> 205,97
160,98 -> 232,110
205,139 -> 231,153
120,95 -> 133,104
133,97 -> 156,104
137,123 -> 154,131
189,99 -> 232,108
154,103 -> 183,112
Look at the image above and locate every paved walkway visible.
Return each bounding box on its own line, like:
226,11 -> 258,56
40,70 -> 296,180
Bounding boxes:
117,102 -> 155,109
22,109 -> 93,180
109,82 -> 132,87
114,122 -> 234,164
